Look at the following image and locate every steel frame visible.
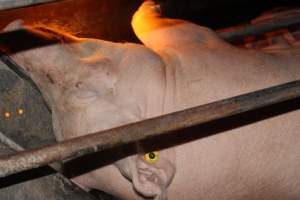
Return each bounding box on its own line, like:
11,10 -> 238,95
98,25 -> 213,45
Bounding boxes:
0,80 -> 300,178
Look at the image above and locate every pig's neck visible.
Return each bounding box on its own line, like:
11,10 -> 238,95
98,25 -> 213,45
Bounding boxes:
159,43 -> 300,116
158,48 -> 196,115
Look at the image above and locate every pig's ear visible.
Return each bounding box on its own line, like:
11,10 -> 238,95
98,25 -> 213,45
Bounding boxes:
132,0 -> 221,51
130,147 -> 176,200
3,19 -> 25,32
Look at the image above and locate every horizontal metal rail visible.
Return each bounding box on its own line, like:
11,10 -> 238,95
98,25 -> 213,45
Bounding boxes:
218,15 -> 300,42
0,79 -> 299,178
0,130 -> 63,173
0,0 -> 61,11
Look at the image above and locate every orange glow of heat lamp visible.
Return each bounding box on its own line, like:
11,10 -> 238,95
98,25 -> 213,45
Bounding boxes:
17,108 -> 25,115
4,112 -> 11,118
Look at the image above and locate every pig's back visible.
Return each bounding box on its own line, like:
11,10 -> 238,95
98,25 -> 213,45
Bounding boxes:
161,40 -> 300,200
162,42 -> 300,110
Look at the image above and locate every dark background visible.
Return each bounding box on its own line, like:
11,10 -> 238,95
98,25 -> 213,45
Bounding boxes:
160,0 -> 300,29
0,0 -> 299,42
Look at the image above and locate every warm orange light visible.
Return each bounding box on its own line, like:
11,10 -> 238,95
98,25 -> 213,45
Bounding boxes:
17,108 -> 25,115
4,112 -> 11,118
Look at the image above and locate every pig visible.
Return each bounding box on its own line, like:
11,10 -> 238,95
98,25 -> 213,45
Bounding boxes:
1,1 -> 300,200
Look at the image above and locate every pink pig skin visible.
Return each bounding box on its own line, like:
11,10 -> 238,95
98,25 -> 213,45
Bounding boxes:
2,1 -> 300,199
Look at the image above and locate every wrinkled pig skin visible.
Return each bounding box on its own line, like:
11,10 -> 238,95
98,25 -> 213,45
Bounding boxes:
2,1 -> 300,199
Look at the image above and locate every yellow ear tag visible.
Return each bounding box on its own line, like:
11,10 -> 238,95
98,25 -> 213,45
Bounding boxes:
144,151 -> 159,164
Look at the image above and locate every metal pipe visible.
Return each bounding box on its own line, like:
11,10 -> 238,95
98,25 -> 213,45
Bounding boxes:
0,131 -> 24,152
0,131 -> 63,173
0,0 -> 61,11
218,16 -> 300,42
0,80 -> 300,178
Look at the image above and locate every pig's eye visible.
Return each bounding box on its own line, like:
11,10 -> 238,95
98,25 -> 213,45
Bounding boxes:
144,151 -> 158,164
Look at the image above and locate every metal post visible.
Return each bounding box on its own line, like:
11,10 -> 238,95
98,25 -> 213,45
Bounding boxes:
0,0 -> 61,11
0,79 -> 299,178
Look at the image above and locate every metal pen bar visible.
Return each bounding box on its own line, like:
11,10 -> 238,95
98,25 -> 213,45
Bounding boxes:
0,80 -> 300,178
0,131 -> 63,173
0,0 -> 61,11
218,16 -> 300,42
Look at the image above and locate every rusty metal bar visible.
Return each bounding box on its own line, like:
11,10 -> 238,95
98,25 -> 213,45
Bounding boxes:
0,130 -> 63,173
218,16 -> 300,42
0,79 -> 300,178
0,0 -> 61,11
0,131 -> 24,152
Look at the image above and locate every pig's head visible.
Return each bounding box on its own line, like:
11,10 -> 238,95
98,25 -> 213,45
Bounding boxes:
1,20 -> 176,200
